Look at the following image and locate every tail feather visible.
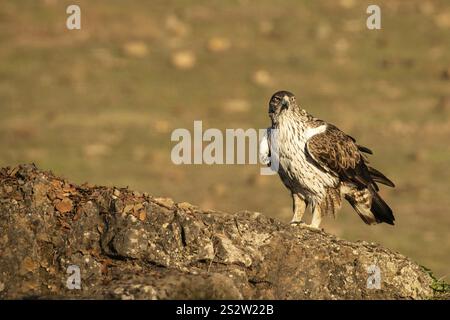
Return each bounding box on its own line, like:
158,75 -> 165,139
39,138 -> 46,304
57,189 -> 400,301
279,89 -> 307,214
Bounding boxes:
369,187 -> 395,225
368,166 -> 395,188
345,186 -> 395,225
357,145 -> 373,154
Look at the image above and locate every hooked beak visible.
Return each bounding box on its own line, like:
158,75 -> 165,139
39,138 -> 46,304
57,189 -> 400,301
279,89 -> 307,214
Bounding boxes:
281,96 -> 290,110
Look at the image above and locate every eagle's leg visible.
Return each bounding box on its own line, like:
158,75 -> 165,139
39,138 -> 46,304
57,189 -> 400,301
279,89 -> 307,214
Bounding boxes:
309,206 -> 322,229
290,193 -> 306,224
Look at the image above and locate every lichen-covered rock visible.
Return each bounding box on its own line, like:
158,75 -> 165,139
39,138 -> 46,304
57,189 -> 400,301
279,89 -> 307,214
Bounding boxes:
0,164 -> 446,299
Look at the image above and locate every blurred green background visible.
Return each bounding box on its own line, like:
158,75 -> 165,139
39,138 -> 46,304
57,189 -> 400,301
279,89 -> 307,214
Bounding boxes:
0,0 -> 449,279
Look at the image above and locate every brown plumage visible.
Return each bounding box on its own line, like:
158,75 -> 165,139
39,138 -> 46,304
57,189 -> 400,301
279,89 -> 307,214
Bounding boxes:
306,123 -> 395,225
260,90 -> 395,228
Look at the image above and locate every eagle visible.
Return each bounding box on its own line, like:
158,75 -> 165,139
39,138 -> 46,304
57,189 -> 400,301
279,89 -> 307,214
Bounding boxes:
260,91 -> 395,229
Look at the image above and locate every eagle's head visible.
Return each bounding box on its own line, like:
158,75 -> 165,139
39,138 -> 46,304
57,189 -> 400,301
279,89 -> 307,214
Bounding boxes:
268,90 -> 297,126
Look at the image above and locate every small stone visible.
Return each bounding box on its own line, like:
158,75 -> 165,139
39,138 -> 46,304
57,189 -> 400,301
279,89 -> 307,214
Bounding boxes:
55,191 -> 66,200
123,41 -> 149,58
20,257 -> 38,275
51,180 -> 62,188
154,197 -> 174,209
435,12 -> 450,29
114,287 -> 124,295
139,211 -> 146,221
166,14 -> 189,37
55,198 -> 73,213
207,37 -> 231,52
178,202 -> 195,210
62,184 -> 76,193
252,70 -> 273,87
171,51 -> 196,70
123,204 -> 134,214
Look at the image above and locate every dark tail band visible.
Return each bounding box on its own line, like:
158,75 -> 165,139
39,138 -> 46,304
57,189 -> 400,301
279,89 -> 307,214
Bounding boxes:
369,186 -> 395,225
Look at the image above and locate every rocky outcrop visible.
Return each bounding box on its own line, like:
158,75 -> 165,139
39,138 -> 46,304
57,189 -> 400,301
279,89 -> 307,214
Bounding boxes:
0,164 -> 446,299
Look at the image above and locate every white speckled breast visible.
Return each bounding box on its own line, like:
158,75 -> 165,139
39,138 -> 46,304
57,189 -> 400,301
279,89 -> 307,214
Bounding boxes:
271,115 -> 338,206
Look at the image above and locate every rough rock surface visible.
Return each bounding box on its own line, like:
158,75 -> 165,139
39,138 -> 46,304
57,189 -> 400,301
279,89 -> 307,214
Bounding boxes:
0,164 -> 445,299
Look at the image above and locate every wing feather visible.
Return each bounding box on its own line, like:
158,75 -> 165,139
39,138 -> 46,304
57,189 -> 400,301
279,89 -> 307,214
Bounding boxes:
305,124 -> 373,188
